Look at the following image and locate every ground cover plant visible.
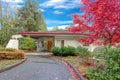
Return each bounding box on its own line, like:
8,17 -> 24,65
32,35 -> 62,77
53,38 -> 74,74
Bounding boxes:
86,45 -> 120,80
61,45 -> 120,80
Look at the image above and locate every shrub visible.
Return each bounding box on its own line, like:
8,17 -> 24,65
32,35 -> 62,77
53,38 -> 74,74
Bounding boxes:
0,50 -> 25,60
20,37 -> 36,51
86,45 -> 120,80
77,46 -> 91,58
51,46 -> 77,56
59,46 -> 67,56
64,46 -> 78,56
51,47 -> 61,56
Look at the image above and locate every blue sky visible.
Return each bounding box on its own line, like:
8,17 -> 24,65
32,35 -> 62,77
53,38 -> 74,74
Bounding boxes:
2,0 -> 81,30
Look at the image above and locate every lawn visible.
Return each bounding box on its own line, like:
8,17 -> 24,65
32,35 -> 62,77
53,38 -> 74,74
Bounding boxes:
0,60 -> 21,68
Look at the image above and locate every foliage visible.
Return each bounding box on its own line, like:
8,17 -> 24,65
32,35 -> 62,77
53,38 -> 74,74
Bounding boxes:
86,45 -> 120,80
0,24 -> 21,46
69,0 -> 120,46
15,0 -> 47,31
59,46 -> 68,56
0,0 -> 47,47
51,47 -> 61,56
52,26 -> 60,31
77,46 -> 91,58
92,46 -> 106,60
0,49 -> 25,60
20,37 -> 36,51
0,3 -> 21,46
51,46 -> 78,56
51,26 -> 64,31
63,46 -> 78,56
0,1 -> 17,46
0,47 -> 16,52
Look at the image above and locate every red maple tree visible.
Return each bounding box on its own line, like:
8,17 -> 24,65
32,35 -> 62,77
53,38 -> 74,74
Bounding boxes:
70,0 -> 120,46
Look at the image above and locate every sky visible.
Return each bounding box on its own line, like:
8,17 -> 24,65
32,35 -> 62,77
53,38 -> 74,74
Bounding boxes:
2,0 -> 82,31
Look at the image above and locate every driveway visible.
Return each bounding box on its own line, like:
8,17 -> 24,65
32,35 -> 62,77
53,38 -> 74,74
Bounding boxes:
0,55 -> 76,80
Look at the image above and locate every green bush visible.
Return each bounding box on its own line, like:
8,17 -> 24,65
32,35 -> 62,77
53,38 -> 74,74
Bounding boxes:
20,37 -> 36,51
64,46 -> 77,56
86,45 -> 120,80
77,46 -> 91,58
51,47 -> 61,56
92,46 -> 106,60
51,46 -> 77,56
60,46 -> 67,56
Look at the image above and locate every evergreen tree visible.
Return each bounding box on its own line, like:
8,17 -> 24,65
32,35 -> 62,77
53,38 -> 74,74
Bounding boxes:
15,0 -> 47,31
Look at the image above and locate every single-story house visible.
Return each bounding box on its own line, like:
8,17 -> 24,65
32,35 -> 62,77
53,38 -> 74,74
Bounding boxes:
6,31 -> 101,52
18,31 -> 87,52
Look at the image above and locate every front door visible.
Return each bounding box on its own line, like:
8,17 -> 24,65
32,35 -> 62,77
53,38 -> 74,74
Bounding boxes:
47,40 -> 53,51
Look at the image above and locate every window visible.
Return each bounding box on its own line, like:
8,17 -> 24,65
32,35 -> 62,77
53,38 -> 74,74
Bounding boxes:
61,40 -> 64,46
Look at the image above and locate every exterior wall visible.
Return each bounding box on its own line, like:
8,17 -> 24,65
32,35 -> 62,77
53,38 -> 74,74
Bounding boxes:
55,35 -> 82,48
6,39 -> 19,50
6,35 -> 23,50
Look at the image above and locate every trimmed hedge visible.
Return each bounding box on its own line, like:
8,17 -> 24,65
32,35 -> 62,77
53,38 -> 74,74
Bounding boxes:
50,47 -> 61,56
61,46 -> 77,56
0,48 -> 25,60
51,46 -> 78,56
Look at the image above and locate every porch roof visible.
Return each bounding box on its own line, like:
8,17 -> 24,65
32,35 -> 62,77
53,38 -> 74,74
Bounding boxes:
19,31 -> 87,36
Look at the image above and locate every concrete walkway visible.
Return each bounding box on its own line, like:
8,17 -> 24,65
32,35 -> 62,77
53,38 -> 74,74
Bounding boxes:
25,52 -> 52,56
0,55 -> 76,80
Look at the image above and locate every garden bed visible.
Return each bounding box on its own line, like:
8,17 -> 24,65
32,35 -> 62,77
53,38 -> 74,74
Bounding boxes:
62,56 -> 88,72
58,56 -> 98,80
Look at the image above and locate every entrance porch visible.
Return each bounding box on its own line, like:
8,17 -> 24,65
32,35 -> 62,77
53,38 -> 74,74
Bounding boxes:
34,36 -> 54,52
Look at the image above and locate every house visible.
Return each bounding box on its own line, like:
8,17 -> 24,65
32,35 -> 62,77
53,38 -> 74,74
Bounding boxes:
18,31 -> 86,52
6,31 -> 101,52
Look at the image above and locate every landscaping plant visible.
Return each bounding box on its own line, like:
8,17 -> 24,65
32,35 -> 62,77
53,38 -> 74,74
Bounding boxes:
60,46 -> 77,56
51,46 -> 78,56
0,48 -> 25,60
86,45 -> 120,80
20,37 -> 36,51
51,47 -> 61,56
69,0 -> 120,47
76,46 -> 91,58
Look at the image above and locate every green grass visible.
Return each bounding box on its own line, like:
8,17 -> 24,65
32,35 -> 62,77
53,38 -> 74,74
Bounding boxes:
0,60 -> 21,68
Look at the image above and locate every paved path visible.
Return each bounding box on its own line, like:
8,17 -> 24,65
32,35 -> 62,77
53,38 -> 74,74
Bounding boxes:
0,56 -> 76,80
26,52 -> 52,56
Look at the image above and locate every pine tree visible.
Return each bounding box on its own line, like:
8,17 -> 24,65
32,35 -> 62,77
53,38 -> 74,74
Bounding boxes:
15,0 -> 47,31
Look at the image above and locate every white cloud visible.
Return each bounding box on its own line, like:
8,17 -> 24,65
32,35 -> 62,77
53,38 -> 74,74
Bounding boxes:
2,0 -> 23,3
47,25 -> 69,31
54,10 -> 63,14
40,0 -> 81,9
46,20 -> 73,25
40,0 -> 66,7
40,9 -> 45,12
2,0 -> 24,9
